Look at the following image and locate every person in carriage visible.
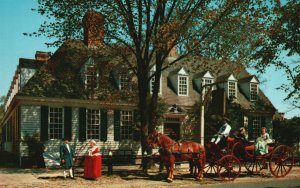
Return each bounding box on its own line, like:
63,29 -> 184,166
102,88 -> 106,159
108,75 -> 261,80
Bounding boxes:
255,127 -> 272,155
211,117 -> 231,144
237,127 -> 248,141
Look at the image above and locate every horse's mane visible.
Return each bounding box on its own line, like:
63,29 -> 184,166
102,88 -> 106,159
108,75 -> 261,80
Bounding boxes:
159,133 -> 176,147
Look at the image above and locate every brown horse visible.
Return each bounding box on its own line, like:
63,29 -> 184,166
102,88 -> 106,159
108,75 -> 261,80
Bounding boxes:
146,131 -> 206,182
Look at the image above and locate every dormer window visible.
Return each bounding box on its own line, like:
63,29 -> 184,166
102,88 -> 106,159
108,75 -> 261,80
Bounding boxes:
169,67 -> 189,96
228,81 -> 237,98
250,83 -> 258,101
239,75 -> 259,101
86,65 -> 98,89
203,78 -> 213,95
119,73 -> 131,90
178,75 -> 188,96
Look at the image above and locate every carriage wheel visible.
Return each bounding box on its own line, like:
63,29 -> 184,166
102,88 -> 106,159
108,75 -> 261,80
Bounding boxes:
269,145 -> 294,178
244,157 -> 266,174
204,142 -> 222,175
204,160 -> 219,174
217,155 -> 241,181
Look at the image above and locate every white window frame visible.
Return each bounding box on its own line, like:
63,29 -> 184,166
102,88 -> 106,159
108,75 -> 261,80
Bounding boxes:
120,110 -> 133,140
178,75 -> 188,96
228,81 -> 237,98
119,73 -> 131,91
202,78 -> 213,95
251,117 -> 261,139
85,65 -> 99,89
86,109 -> 101,140
250,83 -> 258,101
48,107 -> 64,140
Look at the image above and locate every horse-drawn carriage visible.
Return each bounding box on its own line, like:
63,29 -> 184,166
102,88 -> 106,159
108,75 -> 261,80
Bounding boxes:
204,136 -> 294,181
146,131 -> 295,182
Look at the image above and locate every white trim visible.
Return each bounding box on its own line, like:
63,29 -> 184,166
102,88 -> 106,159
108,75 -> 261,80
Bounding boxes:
85,65 -> 99,89
228,74 -> 237,81
178,75 -> 189,96
250,83 -> 259,101
227,80 -> 237,98
178,67 -> 188,75
86,108 -> 101,140
48,107 -> 64,140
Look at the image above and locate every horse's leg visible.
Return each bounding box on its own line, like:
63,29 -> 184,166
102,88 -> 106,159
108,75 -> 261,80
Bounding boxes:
189,160 -> 193,175
194,155 -> 203,180
165,162 -> 169,180
169,155 -> 175,181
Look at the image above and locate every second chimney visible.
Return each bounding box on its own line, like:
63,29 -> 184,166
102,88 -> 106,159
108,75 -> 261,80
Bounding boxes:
35,51 -> 50,61
83,11 -> 105,48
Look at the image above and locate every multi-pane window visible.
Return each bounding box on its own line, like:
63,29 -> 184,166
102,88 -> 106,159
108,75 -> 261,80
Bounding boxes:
86,66 -> 98,89
87,109 -> 101,139
228,81 -> 237,98
119,73 -> 130,90
49,107 -> 64,139
203,78 -> 213,95
150,71 -> 161,94
120,111 -> 133,140
250,83 -> 258,101
251,117 -> 261,139
178,76 -> 188,96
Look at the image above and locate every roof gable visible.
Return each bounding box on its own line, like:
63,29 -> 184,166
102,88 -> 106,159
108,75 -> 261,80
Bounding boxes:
228,74 -> 236,81
178,67 -> 188,76
216,73 -> 236,83
250,76 -> 259,83
239,75 -> 259,83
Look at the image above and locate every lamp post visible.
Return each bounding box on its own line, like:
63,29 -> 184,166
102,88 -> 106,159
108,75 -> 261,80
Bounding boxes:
200,99 -> 205,145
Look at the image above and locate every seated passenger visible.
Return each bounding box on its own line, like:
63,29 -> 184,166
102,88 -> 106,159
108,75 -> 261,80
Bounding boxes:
255,127 -> 272,155
237,127 -> 248,141
211,117 -> 231,144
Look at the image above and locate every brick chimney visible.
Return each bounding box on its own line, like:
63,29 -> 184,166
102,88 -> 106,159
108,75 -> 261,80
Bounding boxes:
168,46 -> 178,57
83,11 -> 105,48
35,51 -> 50,61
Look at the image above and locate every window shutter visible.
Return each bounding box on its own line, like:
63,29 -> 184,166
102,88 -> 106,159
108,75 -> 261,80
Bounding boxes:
114,110 -> 121,141
79,108 -> 86,141
100,109 -> 108,142
110,71 -> 120,89
40,106 -> 49,141
64,107 -> 72,140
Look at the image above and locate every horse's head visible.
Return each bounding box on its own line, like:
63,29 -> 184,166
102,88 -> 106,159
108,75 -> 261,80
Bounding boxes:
146,130 -> 161,149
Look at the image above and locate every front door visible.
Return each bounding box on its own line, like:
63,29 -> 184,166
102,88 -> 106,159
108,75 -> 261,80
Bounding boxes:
164,122 -> 180,141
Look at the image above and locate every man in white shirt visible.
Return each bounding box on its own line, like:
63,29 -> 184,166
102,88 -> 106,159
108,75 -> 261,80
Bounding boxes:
211,117 -> 231,144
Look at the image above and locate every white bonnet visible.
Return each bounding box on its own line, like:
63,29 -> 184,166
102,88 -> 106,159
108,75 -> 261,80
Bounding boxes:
89,139 -> 96,145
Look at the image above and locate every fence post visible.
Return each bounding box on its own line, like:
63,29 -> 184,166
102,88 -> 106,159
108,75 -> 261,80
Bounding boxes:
108,151 -> 113,176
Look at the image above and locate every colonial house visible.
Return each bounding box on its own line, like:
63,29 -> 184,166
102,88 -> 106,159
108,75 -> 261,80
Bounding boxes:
0,11 -> 276,166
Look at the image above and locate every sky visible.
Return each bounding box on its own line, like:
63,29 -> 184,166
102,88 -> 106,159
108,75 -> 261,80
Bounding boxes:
0,0 -> 299,119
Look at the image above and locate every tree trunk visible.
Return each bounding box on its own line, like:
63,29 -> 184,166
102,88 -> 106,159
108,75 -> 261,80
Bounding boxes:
137,61 -> 150,173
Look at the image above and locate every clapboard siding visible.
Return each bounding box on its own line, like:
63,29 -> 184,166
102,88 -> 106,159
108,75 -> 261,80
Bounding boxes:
73,109 -> 141,156
19,106 -> 141,157
19,105 -> 41,156
20,105 -> 41,138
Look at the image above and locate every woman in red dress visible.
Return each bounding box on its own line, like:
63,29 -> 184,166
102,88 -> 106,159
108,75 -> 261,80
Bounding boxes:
84,140 -> 102,179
